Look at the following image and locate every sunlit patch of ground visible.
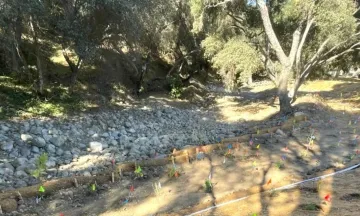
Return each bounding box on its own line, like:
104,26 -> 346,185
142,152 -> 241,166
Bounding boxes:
215,79 -> 360,122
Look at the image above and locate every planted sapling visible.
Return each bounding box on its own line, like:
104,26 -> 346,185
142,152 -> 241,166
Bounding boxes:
275,161 -> 284,170
134,165 -> 144,178
168,156 -> 180,178
31,153 -> 48,180
204,179 -> 212,193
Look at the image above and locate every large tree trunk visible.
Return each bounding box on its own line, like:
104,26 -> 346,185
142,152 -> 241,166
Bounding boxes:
278,68 -> 292,114
62,48 -> 82,94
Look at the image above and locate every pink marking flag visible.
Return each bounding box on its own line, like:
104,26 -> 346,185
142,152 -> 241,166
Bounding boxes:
249,139 -> 253,146
324,194 -> 331,202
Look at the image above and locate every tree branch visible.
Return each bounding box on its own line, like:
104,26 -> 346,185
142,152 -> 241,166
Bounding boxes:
320,42 -> 360,64
288,25 -> 303,67
257,0 -> 288,66
295,18 -> 314,73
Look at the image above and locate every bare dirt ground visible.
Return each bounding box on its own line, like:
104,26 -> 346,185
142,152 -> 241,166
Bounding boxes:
8,78 -> 360,216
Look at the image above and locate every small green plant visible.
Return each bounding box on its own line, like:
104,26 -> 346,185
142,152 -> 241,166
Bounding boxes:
168,167 -> 180,178
301,203 -> 320,211
204,179 -> 212,193
275,161 -> 284,170
224,149 -> 234,158
168,75 -> 183,99
134,165 -> 144,177
170,86 -> 183,99
31,153 -> 48,179
347,154 -> 356,161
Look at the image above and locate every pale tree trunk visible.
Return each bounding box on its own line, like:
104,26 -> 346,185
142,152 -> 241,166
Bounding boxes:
257,0 -> 301,114
278,67 -> 292,113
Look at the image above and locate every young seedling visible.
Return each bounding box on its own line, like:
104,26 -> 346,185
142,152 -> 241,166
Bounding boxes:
275,161 -> 284,170
36,185 -> 46,202
224,149 -> 234,159
168,156 -> 180,178
168,166 -> 180,178
134,165 -> 144,178
204,179 -> 212,193
31,153 -> 48,180
347,154 -> 356,161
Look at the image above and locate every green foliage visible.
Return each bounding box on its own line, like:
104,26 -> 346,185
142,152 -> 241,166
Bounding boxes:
203,37 -> 263,89
31,153 -> 48,179
301,203 -> 320,211
0,76 -> 94,119
315,0 -> 357,44
168,75 -> 184,99
204,179 -> 212,193
168,167 -> 180,178
134,165 -> 143,177
275,161 -> 284,170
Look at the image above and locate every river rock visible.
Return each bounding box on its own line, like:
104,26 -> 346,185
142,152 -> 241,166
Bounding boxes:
89,141 -> 103,152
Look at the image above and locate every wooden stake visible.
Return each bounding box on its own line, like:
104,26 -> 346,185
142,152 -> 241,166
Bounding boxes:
171,156 -> 175,166
185,151 -> 190,163
74,178 -> 79,188
112,172 -> 115,183
17,191 -> 23,201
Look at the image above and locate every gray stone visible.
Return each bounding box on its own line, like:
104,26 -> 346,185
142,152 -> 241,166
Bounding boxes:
33,137 -> 46,147
31,146 -> 40,153
20,147 -> 31,157
149,149 -> 156,157
2,167 -> 14,176
11,158 -> 28,168
14,180 -> 28,188
46,160 -> 56,168
56,148 -> 64,156
21,134 -> 33,143
135,137 -> 148,146
46,144 -> 56,154
1,141 -> 13,152
49,136 -> 66,147
294,112 -> 307,117
83,171 -> 92,177
128,128 -> 136,133
1,125 -> 9,132
101,132 -> 109,138
125,122 -> 132,128
276,129 -> 287,137
110,140 -> 118,146
15,170 -> 28,178
89,141 -> 103,152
